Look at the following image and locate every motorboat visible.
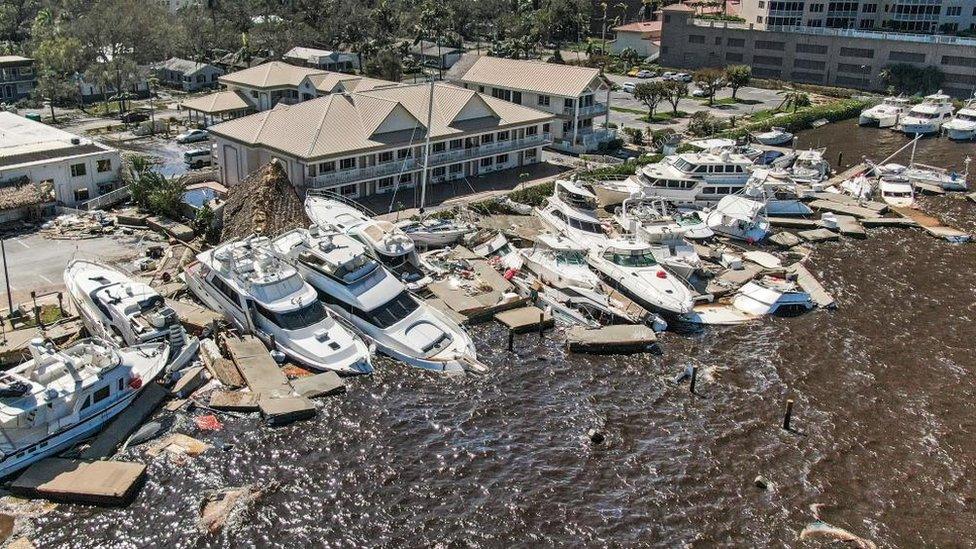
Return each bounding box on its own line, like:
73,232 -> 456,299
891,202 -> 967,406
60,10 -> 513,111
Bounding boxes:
877,173 -> 915,207
943,97 -> 976,141
731,276 -> 814,316
789,149 -> 831,184
900,92 -> 954,135
589,176 -> 642,209
305,194 -> 432,290
519,233 -> 600,290
270,227 -> 485,375
183,236 -> 372,375
837,172 -> 873,200
859,96 -> 911,128
396,217 -> 474,247
611,199 -> 704,279
741,169 -> 813,216
705,195 -> 770,242
535,179 -> 610,248
0,338 -> 168,478
586,239 -> 695,315
752,127 -> 794,146
470,232 -> 521,270
64,260 -> 198,373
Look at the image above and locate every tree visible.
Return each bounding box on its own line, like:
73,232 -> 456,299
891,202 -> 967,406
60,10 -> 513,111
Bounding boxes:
692,67 -> 723,106
884,63 -> 945,95
633,81 -> 666,118
29,10 -> 82,122
777,87 -> 811,113
724,65 -> 751,100
662,80 -> 688,115
687,111 -> 722,137
619,46 -> 639,67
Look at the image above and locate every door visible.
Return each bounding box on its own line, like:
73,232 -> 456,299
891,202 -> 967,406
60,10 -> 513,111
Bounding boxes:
223,145 -> 240,185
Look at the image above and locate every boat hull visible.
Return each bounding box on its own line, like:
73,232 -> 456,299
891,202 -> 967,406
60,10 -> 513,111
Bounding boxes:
945,127 -> 976,141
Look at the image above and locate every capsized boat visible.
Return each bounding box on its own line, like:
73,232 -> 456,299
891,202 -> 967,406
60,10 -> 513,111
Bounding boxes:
270,227 -> 485,375
470,232 -> 522,270
731,276 -> 814,316
753,126 -> 793,146
183,235 -> 373,375
586,239 -> 695,315
859,96 -> 911,128
64,259 -> 198,373
0,338 -> 168,478
705,195 -> 770,242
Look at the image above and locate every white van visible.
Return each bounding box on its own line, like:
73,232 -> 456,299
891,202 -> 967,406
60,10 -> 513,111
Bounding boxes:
183,148 -> 212,169
622,82 -> 636,93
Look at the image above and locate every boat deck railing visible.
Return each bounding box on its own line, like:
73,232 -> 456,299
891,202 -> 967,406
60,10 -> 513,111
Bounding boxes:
305,188 -> 378,218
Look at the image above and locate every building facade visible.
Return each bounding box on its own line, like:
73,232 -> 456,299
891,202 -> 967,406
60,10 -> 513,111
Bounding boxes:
153,58 -> 224,92
447,54 -> 615,154
660,5 -> 976,97
0,112 -> 122,207
283,47 -> 360,72
208,83 -> 554,199
611,21 -> 663,58
739,0 -> 976,32
0,56 -> 36,103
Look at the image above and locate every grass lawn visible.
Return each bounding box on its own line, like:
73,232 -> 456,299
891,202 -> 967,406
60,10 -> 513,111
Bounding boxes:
697,97 -> 764,106
21,304 -> 67,328
642,110 -> 688,123
748,108 -> 782,122
610,106 -> 647,115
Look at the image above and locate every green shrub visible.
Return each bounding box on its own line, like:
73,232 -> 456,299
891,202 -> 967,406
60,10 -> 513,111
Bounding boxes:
716,98 -> 872,139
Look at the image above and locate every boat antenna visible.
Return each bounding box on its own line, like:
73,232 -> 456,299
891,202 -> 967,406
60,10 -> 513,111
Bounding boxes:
418,77 -> 435,218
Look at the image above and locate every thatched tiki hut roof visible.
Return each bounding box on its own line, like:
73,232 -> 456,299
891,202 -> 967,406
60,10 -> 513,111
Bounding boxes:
221,159 -> 310,241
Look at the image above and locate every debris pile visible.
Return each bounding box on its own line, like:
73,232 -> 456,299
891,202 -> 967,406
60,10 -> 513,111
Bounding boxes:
221,159 -> 310,241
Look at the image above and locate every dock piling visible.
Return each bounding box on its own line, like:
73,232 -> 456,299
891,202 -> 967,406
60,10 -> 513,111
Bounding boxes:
538,311 -> 544,341
783,399 -> 794,431
689,366 -> 698,394
508,330 -> 514,352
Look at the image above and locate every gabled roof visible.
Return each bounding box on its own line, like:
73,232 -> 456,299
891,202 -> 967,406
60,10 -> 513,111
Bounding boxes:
284,47 -> 356,63
155,57 -> 215,75
182,90 -> 254,114
209,83 -> 555,161
220,61 -> 326,90
0,55 -> 31,67
453,55 -> 606,98
613,21 -> 663,34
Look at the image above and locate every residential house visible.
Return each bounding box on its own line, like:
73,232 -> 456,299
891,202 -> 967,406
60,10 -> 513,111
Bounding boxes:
0,112 -> 122,207
207,82 -> 555,199
153,57 -> 224,92
447,54 -> 614,153
181,90 -> 256,127
283,47 -> 360,72
74,73 -> 150,104
611,20 -> 663,58
406,40 -> 464,70
0,56 -> 36,103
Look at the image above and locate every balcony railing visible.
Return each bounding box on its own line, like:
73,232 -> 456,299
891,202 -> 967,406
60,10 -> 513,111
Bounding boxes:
306,133 -> 552,188
561,103 -> 608,117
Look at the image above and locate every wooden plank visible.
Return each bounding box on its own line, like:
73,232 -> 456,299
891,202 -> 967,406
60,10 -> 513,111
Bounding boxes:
224,335 -> 293,399
808,199 -> 882,219
199,338 -> 244,388
79,382 -> 169,460
788,262 -> 835,308
810,191 -> 887,212
12,459 -> 146,505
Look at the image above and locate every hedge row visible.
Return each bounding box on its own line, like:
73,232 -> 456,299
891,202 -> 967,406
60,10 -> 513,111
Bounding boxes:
717,98 -> 874,139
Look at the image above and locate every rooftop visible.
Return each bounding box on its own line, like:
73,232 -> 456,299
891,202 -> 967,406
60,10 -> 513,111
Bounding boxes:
209,82 -> 554,161
0,112 -> 115,169
692,19 -> 976,46
219,61 -> 327,89
155,57 -> 215,75
453,55 -> 605,98
181,90 -> 254,114
0,55 -> 32,67
613,21 -> 663,34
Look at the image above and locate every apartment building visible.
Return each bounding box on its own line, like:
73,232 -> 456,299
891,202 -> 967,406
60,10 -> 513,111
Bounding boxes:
660,4 -> 976,97
0,56 -> 36,103
739,0 -> 976,32
153,57 -> 224,92
447,54 -> 614,154
207,83 -> 555,199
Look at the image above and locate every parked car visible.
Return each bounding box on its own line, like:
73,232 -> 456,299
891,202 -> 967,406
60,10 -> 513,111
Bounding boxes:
184,148 -> 212,169
662,71 -> 675,80
691,87 -> 710,97
176,129 -> 210,144
636,69 -> 654,79
626,68 -> 641,77
622,82 -> 637,94
119,110 -> 149,124
675,73 -> 693,82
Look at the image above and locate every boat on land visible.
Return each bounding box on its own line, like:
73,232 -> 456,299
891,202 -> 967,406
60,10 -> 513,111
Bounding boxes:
753,127 -> 794,146
899,92 -> 954,135
64,259 -> 198,373
741,169 -> 814,216
705,195 -> 771,242
184,235 -> 373,375
859,96 -> 911,128
519,233 -> 600,290
0,337 -> 168,478
270,227 -> 485,375
535,179 -> 610,248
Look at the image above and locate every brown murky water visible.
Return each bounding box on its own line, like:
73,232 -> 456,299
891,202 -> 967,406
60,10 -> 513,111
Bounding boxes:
29,121 -> 976,547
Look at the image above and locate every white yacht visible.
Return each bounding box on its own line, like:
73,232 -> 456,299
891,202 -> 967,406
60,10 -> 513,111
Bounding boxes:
270,227 -> 485,375
535,179 -> 610,248
592,150 -> 755,209
64,260 -> 198,373
183,236 -> 372,375
471,232 -> 521,270
900,92 -> 955,135
877,174 -> 915,208
789,149 -> 831,184
753,127 -> 794,146
859,96 -> 911,128
943,97 -> 976,140
732,277 -> 814,317
305,195 -> 433,290
586,239 -> 695,315
705,195 -> 771,242
901,158 -> 970,191
611,198 -> 704,279
0,338 -> 168,478
742,169 -> 814,216
397,217 -> 474,247
519,233 -> 600,290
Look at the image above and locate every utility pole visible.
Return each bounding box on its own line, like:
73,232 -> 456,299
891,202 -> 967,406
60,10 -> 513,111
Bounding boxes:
1,238 -> 12,317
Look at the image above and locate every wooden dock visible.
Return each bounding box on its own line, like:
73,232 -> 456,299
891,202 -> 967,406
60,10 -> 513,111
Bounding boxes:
566,325 -> 657,354
798,228 -> 840,243
892,207 -> 971,242
79,382 -> 169,460
494,306 -> 554,334
768,217 -> 819,229
810,192 -> 888,213
789,263 -> 836,308
861,217 -> 918,228
12,458 -> 146,505
225,335 -> 293,399
808,199 -> 882,219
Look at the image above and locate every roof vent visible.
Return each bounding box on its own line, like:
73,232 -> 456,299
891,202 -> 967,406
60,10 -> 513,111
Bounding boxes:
70,138 -> 80,145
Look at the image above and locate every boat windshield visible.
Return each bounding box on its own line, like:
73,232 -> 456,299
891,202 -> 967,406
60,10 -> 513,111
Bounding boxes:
557,188 -> 597,210
604,250 -> 657,267
910,111 -> 940,119
256,301 -> 328,331
567,216 -> 604,234
357,290 -> 420,329
957,113 -> 976,122
555,250 -> 586,265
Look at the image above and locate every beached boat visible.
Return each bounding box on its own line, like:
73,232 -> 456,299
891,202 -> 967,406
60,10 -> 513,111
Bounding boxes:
753,127 -> 794,146
519,233 -> 600,290
900,92 -> 954,135
397,217 -> 474,247
184,235 -> 373,375
859,96 -> 911,128
705,195 -> 770,242
64,259 -> 198,373
741,169 -> 814,216
535,179 -> 610,248
0,338 -> 168,478
586,239 -> 695,315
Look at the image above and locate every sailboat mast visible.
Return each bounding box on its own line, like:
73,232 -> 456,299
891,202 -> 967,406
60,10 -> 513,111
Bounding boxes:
418,78 -> 435,215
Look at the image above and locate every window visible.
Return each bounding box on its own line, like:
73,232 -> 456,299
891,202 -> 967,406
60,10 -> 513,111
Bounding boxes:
210,276 -> 241,307
839,47 -> 873,58
753,55 -> 783,66
537,95 -> 550,107
862,2 -> 877,11
93,385 -> 111,404
399,173 -> 413,184
726,52 -> 744,62
496,154 -> 509,164
796,43 -> 828,54
491,88 -> 512,101
377,177 -> 395,191
118,378 -> 124,392
478,86 -> 484,93
97,159 -> 112,173
512,91 -> 522,104
353,291 -> 420,329
525,148 -> 537,159
807,19 -> 823,26
809,3 -> 824,11
73,188 -> 90,202
70,163 -> 86,177
481,133 -> 494,144
688,35 -> 705,44
727,37 -> 745,47
715,37 -> 722,45
81,395 -> 91,410
449,139 -> 463,150
942,55 -> 976,68
432,142 -> 446,153
889,51 -> 925,63
339,158 -> 356,170
397,148 -> 412,159
255,301 -> 328,331
320,161 -> 336,173
793,58 -> 825,70
947,5 -> 961,15
526,126 -> 538,136
497,130 -> 510,141
339,183 -> 358,197
755,40 -> 785,51
378,151 -> 394,163
432,166 -> 446,177
542,123 -> 550,133
480,157 -> 493,167
757,16 -> 763,22
449,163 -> 463,173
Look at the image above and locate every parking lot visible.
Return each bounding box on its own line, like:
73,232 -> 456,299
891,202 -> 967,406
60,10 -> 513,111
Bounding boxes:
603,73 -> 785,133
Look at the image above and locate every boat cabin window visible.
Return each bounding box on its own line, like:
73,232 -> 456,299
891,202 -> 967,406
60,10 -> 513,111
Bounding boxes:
355,290 -> 419,329
958,113 -> 976,122
550,209 -> 568,223
210,275 -> 242,309
694,165 -> 708,173
603,250 -> 657,267
117,378 -> 124,391
555,250 -> 586,265
567,217 -> 603,234
912,112 -> 939,119
673,158 -> 693,171
255,301 -> 328,331
81,395 -> 91,410
93,385 -> 110,404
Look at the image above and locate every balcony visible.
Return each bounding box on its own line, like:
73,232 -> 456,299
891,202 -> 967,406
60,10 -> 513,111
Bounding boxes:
561,102 -> 608,118
306,133 -> 552,188
551,128 -> 617,153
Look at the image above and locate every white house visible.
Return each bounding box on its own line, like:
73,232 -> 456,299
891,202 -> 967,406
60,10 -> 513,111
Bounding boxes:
208,82 -> 555,199
283,47 -> 360,72
447,54 -> 614,154
0,112 -> 122,207
153,57 -> 224,92
610,20 -> 662,59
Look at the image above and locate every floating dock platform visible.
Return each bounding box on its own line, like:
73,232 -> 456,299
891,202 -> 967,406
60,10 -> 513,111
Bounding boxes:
566,325 -> 658,354
494,306 -> 554,334
11,458 -> 146,505
892,206 -> 971,243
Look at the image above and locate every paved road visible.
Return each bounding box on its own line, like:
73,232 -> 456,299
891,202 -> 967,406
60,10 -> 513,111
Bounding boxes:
603,73 -> 783,133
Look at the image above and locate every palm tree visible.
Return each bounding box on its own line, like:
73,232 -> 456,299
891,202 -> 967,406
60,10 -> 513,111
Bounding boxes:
777,87 -> 811,113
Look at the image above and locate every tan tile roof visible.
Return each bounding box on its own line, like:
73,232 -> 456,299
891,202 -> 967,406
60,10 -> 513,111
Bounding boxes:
455,56 -> 605,98
209,83 -> 555,161
182,90 -> 254,114
219,61 -> 326,89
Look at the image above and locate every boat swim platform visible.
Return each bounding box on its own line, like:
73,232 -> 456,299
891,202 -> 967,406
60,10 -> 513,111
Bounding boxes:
11,458 -> 146,506
494,306 -> 554,334
566,324 -> 658,354
892,207 -> 971,242
79,382 -> 169,460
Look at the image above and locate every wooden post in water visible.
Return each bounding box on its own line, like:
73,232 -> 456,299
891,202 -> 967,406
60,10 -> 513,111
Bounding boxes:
689,366 -> 698,394
783,399 -> 794,431
538,311 -> 545,341
508,330 -> 514,352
